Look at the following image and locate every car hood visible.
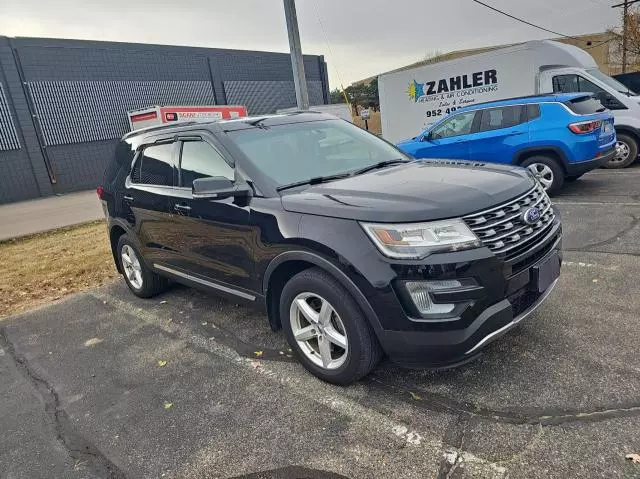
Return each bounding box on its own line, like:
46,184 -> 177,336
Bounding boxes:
280,161 -> 535,222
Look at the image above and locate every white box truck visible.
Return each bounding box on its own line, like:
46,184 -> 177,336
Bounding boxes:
379,40 -> 640,165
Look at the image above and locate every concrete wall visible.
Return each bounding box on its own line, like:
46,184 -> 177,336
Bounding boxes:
0,37 -> 329,203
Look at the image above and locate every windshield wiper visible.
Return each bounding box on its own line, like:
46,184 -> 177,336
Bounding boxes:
350,158 -> 412,176
276,173 -> 351,192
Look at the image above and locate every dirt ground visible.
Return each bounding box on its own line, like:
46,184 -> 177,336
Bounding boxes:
0,221 -> 117,319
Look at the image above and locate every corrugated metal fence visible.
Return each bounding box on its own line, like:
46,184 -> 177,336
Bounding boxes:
28,80 -> 216,146
0,83 -> 20,150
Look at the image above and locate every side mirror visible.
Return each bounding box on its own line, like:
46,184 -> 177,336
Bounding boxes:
192,176 -> 252,200
421,132 -> 432,142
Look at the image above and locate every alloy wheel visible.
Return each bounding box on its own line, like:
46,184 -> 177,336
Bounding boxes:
289,292 -> 349,370
526,163 -> 554,190
612,140 -> 631,164
121,244 -> 143,289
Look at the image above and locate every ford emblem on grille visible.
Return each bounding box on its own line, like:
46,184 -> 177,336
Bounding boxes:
522,207 -> 541,225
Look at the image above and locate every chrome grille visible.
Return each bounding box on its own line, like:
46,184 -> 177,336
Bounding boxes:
463,183 -> 555,259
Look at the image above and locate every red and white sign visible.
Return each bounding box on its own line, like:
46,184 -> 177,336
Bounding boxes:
127,105 -> 248,131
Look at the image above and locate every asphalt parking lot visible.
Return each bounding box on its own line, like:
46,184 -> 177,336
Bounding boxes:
1,166 -> 639,479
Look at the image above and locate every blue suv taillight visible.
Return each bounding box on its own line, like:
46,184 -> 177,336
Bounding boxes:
568,120 -> 602,134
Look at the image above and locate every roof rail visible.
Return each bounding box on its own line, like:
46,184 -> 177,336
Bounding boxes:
122,120 -> 209,139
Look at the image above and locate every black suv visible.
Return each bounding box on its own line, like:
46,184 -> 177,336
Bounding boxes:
100,112 -> 562,385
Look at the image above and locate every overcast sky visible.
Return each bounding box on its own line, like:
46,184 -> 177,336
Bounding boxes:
0,0 -> 621,88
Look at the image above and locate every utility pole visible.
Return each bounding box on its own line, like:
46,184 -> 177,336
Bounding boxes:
283,0 -> 310,110
612,0 -> 640,73
623,0 -> 629,73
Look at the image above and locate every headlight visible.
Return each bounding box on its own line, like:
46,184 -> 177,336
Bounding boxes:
361,219 -> 481,259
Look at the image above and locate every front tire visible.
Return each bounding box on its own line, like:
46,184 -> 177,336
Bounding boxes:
605,133 -> 638,169
117,235 -> 168,298
521,156 -> 564,195
280,268 -> 382,385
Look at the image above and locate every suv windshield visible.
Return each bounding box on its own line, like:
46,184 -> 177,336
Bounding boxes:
226,119 -> 410,188
587,68 -> 637,96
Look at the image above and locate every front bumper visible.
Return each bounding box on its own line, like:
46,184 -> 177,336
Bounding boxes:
370,219 -> 562,368
565,146 -> 616,175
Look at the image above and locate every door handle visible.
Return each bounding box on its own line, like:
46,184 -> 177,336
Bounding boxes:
123,195 -> 134,202
174,204 -> 191,212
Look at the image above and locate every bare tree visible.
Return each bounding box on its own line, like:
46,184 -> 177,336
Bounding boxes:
607,5 -> 640,73
423,49 -> 445,64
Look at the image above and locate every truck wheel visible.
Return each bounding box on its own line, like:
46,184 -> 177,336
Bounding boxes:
117,235 -> 169,298
280,267 -> 382,385
605,134 -> 638,169
521,156 -> 564,195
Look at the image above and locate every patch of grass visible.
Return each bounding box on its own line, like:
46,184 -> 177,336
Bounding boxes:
0,221 -> 118,319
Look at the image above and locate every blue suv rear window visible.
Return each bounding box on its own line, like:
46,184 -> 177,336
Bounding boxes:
564,96 -> 606,115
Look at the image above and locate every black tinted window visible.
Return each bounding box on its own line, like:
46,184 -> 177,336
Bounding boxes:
527,104 -> 541,120
564,96 -> 606,114
180,141 -> 234,187
479,105 -> 524,132
132,143 -> 175,186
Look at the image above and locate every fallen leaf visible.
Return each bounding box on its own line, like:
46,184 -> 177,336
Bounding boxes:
201,322 -> 207,326
626,453 -> 640,464
163,402 -> 173,409
157,360 -> 167,367
84,338 -> 103,347
254,351 -> 263,357
160,300 -> 167,304
250,360 -> 262,369
409,391 -> 422,401
592,279 -> 599,283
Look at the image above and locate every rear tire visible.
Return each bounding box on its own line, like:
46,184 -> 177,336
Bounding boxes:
117,235 -> 168,298
605,133 -> 637,169
280,267 -> 382,385
521,156 -> 564,195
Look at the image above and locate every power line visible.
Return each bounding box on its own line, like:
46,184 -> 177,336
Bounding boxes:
470,0 -> 585,41
311,0 -> 351,105
612,0 -> 640,8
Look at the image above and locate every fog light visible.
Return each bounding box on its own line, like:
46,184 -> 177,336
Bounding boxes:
405,280 -> 462,315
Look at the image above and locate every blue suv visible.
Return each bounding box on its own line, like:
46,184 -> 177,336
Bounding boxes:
397,93 -> 617,194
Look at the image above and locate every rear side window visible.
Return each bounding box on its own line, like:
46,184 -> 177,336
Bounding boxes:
527,104 -> 541,120
479,105 -> 524,132
131,143 -> 175,186
180,140 -> 234,187
564,96 -> 606,115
